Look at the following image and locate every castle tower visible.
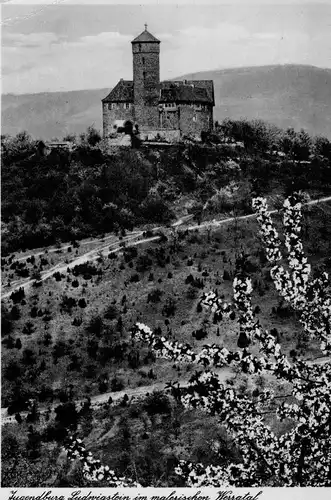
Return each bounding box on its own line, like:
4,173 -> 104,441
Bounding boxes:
131,24 -> 160,129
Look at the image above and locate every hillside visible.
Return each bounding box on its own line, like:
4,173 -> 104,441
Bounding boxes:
1,122 -> 331,487
2,197 -> 331,486
2,64 -> 331,140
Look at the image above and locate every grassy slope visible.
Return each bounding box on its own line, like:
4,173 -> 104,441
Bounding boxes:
3,205 -> 329,407
1,201 -> 330,487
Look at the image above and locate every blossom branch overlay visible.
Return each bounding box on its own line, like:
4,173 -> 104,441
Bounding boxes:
64,195 -> 331,487
65,435 -> 141,486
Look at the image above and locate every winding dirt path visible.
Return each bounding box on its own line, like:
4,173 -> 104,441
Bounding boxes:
2,196 -> 330,300
2,358 -> 330,425
1,195 -> 331,424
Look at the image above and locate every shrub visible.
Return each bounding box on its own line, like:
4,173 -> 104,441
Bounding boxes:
123,246 -> 138,263
162,297 -> 176,317
60,295 -> 77,312
10,305 -> 21,320
223,269 -> 231,280
140,195 -> 173,223
10,287 -> 25,304
192,328 -> 208,341
147,289 -> 163,303
23,321 -> 35,335
143,391 -> 172,415
104,304 -> 119,320
86,315 -> 104,337
110,377 -> 125,392
78,298 -> 87,308
136,253 -> 153,273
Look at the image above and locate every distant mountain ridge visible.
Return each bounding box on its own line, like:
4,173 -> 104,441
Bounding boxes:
2,64 -> 331,139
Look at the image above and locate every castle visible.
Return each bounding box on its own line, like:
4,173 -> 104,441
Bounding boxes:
102,25 -> 214,142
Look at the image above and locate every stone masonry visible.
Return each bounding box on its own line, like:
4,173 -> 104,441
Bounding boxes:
102,25 -> 214,141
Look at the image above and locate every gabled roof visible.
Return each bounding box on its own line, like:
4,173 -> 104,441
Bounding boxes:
132,29 -> 160,43
160,81 -> 214,104
102,79 -> 214,105
102,80 -> 133,102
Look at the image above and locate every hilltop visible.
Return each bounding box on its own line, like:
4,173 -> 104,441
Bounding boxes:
2,64 -> 331,139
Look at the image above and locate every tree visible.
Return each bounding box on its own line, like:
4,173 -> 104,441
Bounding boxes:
11,304 -> 21,320
5,360 -> 21,381
22,348 -> 36,366
131,195 -> 331,487
314,136 -> 331,160
1,303 -> 13,336
64,194 -> 330,487
86,126 -> 102,147
55,401 -> 79,430
23,321 -> 35,335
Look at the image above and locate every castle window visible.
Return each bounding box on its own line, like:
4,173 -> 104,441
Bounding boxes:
139,43 -> 141,52
142,57 -> 145,65
123,103 -> 131,109
164,102 -> 176,109
143,71 -> 146,80
110,103 -> 118,110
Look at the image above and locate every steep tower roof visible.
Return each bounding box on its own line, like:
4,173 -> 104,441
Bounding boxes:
131,24 -> 160,43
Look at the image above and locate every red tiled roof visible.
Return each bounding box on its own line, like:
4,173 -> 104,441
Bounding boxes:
132,30 -> 160,43
102,80 -> 133,102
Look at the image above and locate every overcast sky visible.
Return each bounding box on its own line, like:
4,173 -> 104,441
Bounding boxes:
2,1 -> 331,94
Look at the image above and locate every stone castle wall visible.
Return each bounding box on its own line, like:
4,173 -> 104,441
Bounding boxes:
103,33 -> 214,141
134,105 -> 160,130
179,104 -> 213,137
159,109 -> 179,130
140,129 -> 181,142
102,103 -> 134,138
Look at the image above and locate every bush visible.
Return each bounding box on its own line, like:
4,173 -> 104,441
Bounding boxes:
147,289 -> 163,303
10,287 -> 25,304
78,298 -> 87,308
143,391 -> 172,416
192,328 -> 208,340
86,315 -> 104,337
110,377 -> 125,392
162,297 -> 176,317
123,247 -> 138,263
104,304 -> 119,320
10,304 -> 21,320
85,126 -> 102,147
23,321 -> 35,335
140,195 -> 173,223
136,253 -> 153,273
60,295 -> 77,312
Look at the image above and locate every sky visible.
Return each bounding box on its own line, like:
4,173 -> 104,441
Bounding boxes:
1,1 -> 331,94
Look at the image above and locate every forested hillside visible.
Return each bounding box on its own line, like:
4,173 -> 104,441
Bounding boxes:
1,119 -> 331,487
2,119 -> 331,256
